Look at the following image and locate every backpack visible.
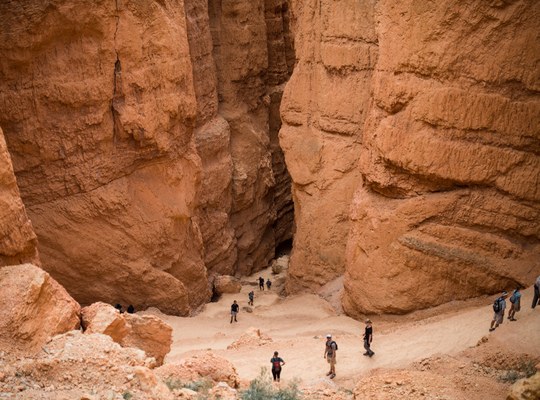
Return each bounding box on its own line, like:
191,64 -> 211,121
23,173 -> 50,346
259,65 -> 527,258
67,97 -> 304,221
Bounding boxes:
272,358 -> 281,370
493,298 -> 502,313
510,294 -> 516,304
327,340 -> 338,352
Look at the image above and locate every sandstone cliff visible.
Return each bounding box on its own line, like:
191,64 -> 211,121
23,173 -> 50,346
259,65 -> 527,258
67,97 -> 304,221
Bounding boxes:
282,0 -> 540,314
0,128 -> 39,267
0,0 -> 294,313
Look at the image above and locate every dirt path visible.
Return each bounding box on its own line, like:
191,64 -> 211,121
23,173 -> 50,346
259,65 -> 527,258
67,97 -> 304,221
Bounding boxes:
150,271 -> 540,390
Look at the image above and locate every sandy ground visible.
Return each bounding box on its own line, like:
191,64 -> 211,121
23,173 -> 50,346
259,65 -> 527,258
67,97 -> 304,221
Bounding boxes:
148,267 -> 540,392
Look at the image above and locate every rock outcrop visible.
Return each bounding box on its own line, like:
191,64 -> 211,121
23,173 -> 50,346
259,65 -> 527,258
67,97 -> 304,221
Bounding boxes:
281,0 -> 540,314
0,264 -> 80,353
213,275 -> 242,295
0,128 -> 39,267
81,302 -> 172,365
155,352 -> 239,388
0,0 -> 295,314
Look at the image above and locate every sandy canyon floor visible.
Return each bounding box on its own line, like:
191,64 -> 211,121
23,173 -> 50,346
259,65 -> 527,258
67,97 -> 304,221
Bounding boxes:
142,266 -> 540,399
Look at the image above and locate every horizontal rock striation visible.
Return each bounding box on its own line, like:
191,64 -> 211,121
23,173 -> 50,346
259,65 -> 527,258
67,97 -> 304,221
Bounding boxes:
282,0 -> 540,314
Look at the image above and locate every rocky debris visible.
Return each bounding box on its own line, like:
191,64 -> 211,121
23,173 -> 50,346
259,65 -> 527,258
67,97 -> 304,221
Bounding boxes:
155,352 -> 239,389
213,275 -> 242,295
121,313 -> 173,366
0,264 -> 80,353
81,302 -> 128,343
0,129 -> 39,267
227,327 -> 273,350
271,255 -> 289,274
507,370 -> 540,400
133,366 -> 174,400
208,382 -> 238,400
81,302 -> 172,366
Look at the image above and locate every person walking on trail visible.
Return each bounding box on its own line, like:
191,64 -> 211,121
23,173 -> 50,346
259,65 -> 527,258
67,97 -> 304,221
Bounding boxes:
259,276 -> 265,291
248,291 -> 254,306
489,291 -> 508,331
230,300 -> 239,323
363,319 -> 374,357
266,278 -> 272,290
508,288 -> 521,321
323,334 -> 337,379
532,275 -> 540,309
270,351 -> 285,382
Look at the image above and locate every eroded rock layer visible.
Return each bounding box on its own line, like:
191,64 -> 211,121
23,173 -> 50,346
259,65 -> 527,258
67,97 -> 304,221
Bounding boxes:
0,128 -> 39,267
282,0 -> 540,314
0,0 -> 295,313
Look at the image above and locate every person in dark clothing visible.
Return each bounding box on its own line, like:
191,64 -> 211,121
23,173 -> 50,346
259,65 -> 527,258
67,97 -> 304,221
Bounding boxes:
533,276 -> 540,309
248,291 -> 254,306
270,351 -> 285,382
266,279 -> 272,290
127,305 -> 135,314
508,288 -> 521,321
363,319 -> 374,357
259,277 -> 265,291
114,304 -> 123,313
490,291 -> 508,331
230,300 -> 239,323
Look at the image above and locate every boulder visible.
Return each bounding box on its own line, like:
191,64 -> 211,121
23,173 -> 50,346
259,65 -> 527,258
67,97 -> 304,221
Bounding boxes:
213,275 -> 242,295
155,352 -> 239,389
81,302 -> 128,343
121,313 -> 172,366
227,327 -> 273,350
507,371 -> 540,400
0,264 -> 80,353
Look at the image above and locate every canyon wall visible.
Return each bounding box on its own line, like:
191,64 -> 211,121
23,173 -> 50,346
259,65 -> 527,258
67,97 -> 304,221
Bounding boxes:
0,0 -> 294,314
0,128 -> 39,267
282,0 -> 540,314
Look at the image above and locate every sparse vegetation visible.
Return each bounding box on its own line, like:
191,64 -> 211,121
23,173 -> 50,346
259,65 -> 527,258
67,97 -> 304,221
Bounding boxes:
241,368 -> 301,400
498,360 -> 537,383
122,392 -> 133,400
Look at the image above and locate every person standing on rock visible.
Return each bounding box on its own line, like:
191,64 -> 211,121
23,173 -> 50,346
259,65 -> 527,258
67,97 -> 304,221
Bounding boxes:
270,351 -> 285,382
259,276 -> 265,291
248,291 -> 254,306
489,291 -> 508,332
532,276 -> 540,309
363,319 -> 375,357
508,288 -> 521,321
230,300 -> 239,323
323,334 -> 337,379
127,305 -> 135,314
266,278 -> 272,290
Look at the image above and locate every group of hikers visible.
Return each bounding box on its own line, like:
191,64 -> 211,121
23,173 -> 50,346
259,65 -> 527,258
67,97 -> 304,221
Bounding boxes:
227,275 -> 540,382
114,304 -> 135,314
490,275 -> 540,331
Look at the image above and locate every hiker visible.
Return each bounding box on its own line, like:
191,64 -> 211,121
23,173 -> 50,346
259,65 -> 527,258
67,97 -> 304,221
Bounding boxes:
266,278 -> 272,290
259,276 -> 265,291
114,304 -> 123,313
230,300 -> 239,323
508,288 -> 521,321
363,319 -> 374,357
489,291 -> 508,331
127,304 -> 135,314
323,334 -> 337,379
270,351 -> 285,382
248,291 -> 254,306
533,275 -> 540,309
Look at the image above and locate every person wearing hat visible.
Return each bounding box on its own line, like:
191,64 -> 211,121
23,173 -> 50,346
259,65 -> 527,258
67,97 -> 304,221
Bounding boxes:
323,334 -> 337,379
489,291 -> 508,332
363,319 -> 374,357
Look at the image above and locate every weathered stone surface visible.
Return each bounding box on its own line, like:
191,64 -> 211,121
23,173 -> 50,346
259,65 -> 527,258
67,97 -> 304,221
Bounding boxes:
155,352 -> 239,388
121,313 -> 173,366
213,275 -> 242,295
81,302 -> 128,343
281,0 -> 540,314
0,0 -> 209,315
0,128 -> 39,267
0,264 -> 80,353
507,371 -> 540,400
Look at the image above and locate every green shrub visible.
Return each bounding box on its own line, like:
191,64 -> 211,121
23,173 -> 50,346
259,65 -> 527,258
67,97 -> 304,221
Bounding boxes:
241,368 -> 301,400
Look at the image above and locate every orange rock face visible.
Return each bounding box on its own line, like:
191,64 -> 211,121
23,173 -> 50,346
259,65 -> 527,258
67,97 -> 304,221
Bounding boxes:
0,0 -> 295,314
282,0 -> 540,314
0,264 -> 80,353
0,129 -> 39,267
